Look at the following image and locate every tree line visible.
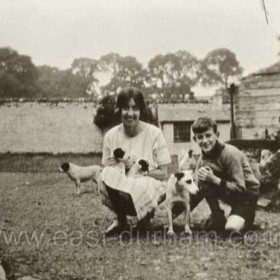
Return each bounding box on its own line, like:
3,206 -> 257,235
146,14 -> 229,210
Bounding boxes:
0,46 -> 243,101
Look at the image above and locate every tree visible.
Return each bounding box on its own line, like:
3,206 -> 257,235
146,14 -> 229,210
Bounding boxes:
71,57 -> 99,96
99,53 -> 145,95
117,56 -> 144,87
37,65 -> 97,98
99,53 -> 122,94
200,48 -> 243,90
147,51 -> 200,101
0,47 -> 39,97
168,50 -> 200,99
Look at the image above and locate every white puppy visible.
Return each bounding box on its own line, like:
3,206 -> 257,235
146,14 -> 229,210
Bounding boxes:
178,149 -> 197,172
60,162 -> 103,195
259,149 -> 273,168
165,170 -> 199,236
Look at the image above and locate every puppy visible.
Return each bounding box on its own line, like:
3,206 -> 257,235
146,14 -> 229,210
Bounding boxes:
113,148 -> 129,174
259,149 -> 273,168
113,148 -> 149,177
165,170 -> 199,236
127,159 -> 149,178
178,149 -> 197,172
60,162 -> 102,194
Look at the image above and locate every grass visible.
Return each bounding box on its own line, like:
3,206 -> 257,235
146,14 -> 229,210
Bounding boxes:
1,173 -> 280,280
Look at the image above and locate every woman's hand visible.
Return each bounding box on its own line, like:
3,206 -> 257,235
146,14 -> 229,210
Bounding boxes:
104,156 -> 118,166
124,157 -> 135,170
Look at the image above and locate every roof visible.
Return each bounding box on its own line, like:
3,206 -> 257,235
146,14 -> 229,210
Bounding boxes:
157,103 -> 230,122
240,61 -> 280,90
253,61 -> 280,76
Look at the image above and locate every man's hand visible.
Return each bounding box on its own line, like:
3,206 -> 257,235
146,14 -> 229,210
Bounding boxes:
197,166 -> 220,185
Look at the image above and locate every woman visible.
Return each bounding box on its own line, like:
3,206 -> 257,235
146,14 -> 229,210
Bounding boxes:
99,87 -> 171,234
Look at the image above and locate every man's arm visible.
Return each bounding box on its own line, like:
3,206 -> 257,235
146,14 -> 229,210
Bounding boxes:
198,151 -> 246,194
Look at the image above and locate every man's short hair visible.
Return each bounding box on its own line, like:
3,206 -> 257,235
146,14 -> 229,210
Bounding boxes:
192,117 -> 218,134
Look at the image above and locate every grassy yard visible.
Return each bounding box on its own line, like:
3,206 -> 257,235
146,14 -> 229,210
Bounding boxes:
1,173 -> 280,280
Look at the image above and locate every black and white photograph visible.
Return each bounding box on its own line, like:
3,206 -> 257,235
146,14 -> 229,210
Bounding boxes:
1,0 -> 280,279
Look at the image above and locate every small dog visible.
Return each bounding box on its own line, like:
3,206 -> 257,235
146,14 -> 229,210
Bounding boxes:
113,148 -> 149,177
127,159 -> 149,177
165,170 -> 199,236
259,149 -> 273,168
60,162 -> 102,194
178,149 -> 197,172
113,148 -> 129,174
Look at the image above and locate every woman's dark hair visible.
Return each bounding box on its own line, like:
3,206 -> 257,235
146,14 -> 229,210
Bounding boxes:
115,87 -> 154,123
115,87 -> 146,115
94,87 -> 155,130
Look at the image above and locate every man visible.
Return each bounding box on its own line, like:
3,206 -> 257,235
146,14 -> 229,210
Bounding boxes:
192,117 -> 260,233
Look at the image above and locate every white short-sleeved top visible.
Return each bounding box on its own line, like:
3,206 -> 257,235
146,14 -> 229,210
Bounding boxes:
102,122 -> 171,170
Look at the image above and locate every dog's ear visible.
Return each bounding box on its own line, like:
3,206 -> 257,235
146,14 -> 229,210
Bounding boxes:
113,148 -> 125,159
174,172 -> 184,181
138,159 -> 149,172
61,162 -> 70,172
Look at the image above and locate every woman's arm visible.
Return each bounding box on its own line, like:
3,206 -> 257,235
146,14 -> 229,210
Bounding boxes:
101,133 -> 118,167
145,164 -> 169,181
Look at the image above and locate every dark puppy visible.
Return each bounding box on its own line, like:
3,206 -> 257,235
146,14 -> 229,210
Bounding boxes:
60,162 -> 102,194
113,148 -> 126,159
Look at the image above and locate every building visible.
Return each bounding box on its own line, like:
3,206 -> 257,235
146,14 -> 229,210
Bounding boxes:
235,61 -> 280,139
157,102 -> 231,155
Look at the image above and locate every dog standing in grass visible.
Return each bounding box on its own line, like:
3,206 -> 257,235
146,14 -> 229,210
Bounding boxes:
60,162 -> 102,194
165,170 -> 199,236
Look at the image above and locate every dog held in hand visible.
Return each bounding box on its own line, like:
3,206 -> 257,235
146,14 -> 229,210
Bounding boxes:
165,170 -> 199,236
127,159 -> 149,177
113,148 -> 149,177
113,148 -> 129,174
60,162 -> 103,194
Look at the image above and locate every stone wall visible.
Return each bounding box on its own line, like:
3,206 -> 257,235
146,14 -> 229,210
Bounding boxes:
0,100 -> 103,154
0,99 -> 104,171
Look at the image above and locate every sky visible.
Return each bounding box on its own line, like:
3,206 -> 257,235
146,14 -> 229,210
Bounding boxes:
1,0 -> 280,94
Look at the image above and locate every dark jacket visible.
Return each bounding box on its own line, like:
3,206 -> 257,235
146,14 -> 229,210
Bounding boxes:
195,141 -> 260,199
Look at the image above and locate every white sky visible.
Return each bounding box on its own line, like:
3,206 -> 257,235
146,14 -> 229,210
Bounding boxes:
1,0 -> 280,94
